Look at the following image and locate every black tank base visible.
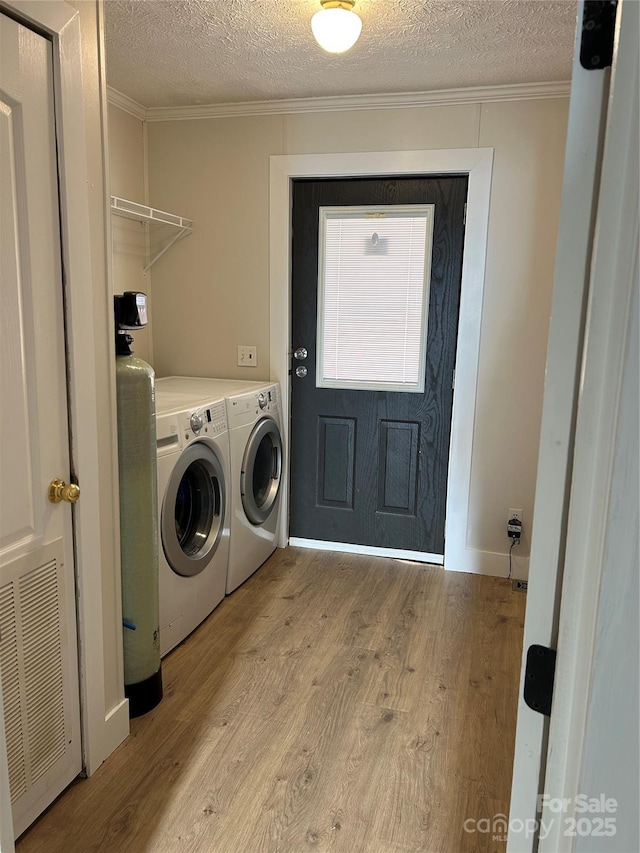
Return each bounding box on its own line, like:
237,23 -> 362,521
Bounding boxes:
125,667 -> 163,718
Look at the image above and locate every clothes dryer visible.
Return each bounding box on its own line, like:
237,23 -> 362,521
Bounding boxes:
225,383 -> 283,592
155,385 -> 231,656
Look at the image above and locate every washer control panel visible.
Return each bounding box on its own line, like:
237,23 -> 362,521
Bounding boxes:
229,386 -> 280,422
181,400 -> 227,440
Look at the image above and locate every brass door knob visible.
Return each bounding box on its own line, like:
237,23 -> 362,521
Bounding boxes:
48,479 -> 80,504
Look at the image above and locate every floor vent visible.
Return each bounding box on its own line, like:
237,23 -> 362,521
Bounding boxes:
512,579 -> 528,592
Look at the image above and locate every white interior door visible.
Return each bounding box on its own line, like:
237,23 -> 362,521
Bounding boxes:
507,5 -> 610,844
509,0 -> 637,848
537,0 -> 638,846
0,12 -> 82,838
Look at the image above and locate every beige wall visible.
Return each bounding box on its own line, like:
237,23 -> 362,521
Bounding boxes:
470,99 -> 568,560
108,104 -> 152,363
144,97 -> 568,572
146,115 -> 284,381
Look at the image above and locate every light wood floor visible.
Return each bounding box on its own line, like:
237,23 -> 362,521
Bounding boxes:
17,548 -> 526,853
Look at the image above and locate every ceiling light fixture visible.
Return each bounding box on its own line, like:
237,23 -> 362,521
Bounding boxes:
311,0 -> 362,55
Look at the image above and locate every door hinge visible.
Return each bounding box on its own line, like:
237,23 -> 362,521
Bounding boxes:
452,368 -> 456,390
524,644 -> 557,717
580,0 -> 617,70
463,203 -> 467,226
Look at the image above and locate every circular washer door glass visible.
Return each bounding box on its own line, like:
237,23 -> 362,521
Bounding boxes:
162,442 -> 225,577
241,418 -> 282,525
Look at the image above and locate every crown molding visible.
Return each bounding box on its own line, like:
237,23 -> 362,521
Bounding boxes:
107,87 -> 147,121
142,81 -> 571,123
107,81 -> 571,124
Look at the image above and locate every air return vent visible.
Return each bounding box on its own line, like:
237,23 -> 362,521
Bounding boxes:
0,583 -> 27,802
20,560 -> 66,782
0,544 -> 68,805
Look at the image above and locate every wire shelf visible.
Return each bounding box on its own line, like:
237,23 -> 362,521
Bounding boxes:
110,196 -> 194,271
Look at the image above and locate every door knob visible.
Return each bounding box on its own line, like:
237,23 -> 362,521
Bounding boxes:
294,347 -> 308,360
295,366 -> 308,378
48,478 -> 80,504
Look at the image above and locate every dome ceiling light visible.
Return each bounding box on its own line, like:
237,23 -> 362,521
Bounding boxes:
311,0 -> 363,55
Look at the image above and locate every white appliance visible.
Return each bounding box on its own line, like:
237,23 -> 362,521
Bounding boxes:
155,381 -> 233,655
155,377 -> 264,410
156,377 -> 284,594
225,383 -> 283,592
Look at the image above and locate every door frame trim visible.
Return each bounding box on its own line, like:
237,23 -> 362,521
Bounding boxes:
537,1 -> 639,846
0,0 -> 128,780
506,3 -> 611,843
270,149 -> 493,571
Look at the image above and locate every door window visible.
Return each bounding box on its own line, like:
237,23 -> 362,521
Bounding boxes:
317,204 -> 434,393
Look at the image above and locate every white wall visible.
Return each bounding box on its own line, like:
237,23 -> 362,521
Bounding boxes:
108,104 -> 152,364
143,97 -> 568,575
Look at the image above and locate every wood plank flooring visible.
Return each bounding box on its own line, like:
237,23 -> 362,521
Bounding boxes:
17,548 -> 526,853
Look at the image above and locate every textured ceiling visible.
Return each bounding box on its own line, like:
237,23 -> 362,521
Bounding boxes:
104,0 -> 576,108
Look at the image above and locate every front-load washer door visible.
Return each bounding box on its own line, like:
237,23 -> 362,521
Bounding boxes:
241,418 -> 282,525
162,442 -> 225,577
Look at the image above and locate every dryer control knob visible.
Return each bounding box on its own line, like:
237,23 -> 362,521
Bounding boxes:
257,393 -> 267,409
190,412 -> 203,433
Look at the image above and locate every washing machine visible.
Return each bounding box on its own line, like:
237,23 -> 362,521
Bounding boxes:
225,383 -> 283,593
155,382 -> 232,656
156,377 -> 284,595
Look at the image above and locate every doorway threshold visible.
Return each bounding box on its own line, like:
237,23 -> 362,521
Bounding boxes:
289,538 -> 444,566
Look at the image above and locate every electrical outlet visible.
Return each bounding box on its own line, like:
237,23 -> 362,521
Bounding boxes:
507,508 -> 523,540
237,345 -> 257,367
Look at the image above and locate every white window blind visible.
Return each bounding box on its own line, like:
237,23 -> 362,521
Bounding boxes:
317,205 -> 434,393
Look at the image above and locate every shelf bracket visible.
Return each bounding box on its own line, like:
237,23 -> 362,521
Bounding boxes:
144,229 -> 189,273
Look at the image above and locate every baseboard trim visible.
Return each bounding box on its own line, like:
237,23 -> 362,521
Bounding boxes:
289,538 -> 444,565
445,546 -> 529,580
98,699 -> 129,772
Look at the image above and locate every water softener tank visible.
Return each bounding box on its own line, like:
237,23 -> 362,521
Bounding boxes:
114,292 -> 162,716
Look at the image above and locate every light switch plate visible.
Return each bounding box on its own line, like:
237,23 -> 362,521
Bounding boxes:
237,345 -> 257,367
